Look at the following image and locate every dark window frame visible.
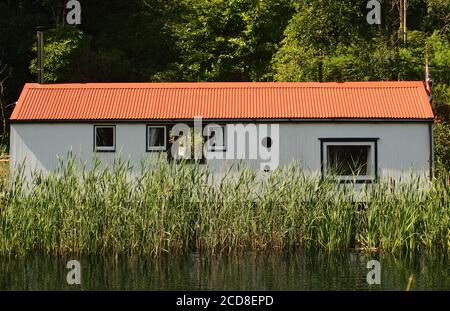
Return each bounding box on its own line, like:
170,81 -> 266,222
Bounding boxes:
146,125 -> 168,152
319,138 -> 379,183
93,125 -> 116,153
205,124 -> 227,153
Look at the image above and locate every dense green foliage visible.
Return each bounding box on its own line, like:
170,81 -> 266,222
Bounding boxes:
434,119 -> 450,173
0,1 -> 449,162
0,158 -> 449,256
0,1 -> 448,98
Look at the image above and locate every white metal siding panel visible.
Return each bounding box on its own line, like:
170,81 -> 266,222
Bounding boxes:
277,123 -> 430,180
10,123 -> 430,181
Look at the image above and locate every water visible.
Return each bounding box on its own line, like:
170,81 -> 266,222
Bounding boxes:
0,251 -> 448,290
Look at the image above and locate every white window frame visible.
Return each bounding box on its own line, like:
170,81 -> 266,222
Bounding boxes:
94,125 -> 116,152
147,125 -> 167,152
322,140 -> 377,182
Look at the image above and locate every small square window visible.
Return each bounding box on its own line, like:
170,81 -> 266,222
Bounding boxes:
205,125 -> 226,152
147,126 -> 167,151
94,125 -> 115,152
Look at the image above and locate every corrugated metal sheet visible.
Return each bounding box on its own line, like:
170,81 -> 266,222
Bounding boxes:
10,81 -> 434,121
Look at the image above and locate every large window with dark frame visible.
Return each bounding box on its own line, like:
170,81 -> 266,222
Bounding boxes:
320,139 -> 377,182
94,125 -> 116,152
146,125 -> 167,152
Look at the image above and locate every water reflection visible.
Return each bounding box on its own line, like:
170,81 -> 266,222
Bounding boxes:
0,251 -> 448,290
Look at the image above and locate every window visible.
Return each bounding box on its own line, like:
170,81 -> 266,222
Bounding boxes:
169,126 -> 205,163
205,125 -> 226,152
94,125 -> 115,152
147,125 -> 167,151
320,138 -> 378,182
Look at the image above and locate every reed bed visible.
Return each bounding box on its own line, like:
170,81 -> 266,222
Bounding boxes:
0,157 -> 448,256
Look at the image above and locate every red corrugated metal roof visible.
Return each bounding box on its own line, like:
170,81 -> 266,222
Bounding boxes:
10,81 -> 434,121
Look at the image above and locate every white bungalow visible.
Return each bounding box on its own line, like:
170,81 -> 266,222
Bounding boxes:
10,81 -> 434,181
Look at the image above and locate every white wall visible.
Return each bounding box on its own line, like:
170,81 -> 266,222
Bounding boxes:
278,123 -> 431,180
10,123 -> 158,177
10,122 -> 431,180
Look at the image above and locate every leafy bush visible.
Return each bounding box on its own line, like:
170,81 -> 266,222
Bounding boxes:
434,119 -> 450,174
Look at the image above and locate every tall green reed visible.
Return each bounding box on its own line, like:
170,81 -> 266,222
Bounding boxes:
0,155 -> 448,256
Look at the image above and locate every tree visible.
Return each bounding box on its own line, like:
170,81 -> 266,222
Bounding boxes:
427,0 -> 450,34
0,0 -> 449,123
29,26 -> 92,83
434,120 -> 450,174
427,31 -> 450,120
271,0 -> 450,86
0,60 -> 11,135
271,0 -> 374,81
0,0 -> 53,105
160,0 -> 293,82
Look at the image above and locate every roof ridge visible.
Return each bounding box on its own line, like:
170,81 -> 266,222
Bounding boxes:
24,81 -> 425,89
